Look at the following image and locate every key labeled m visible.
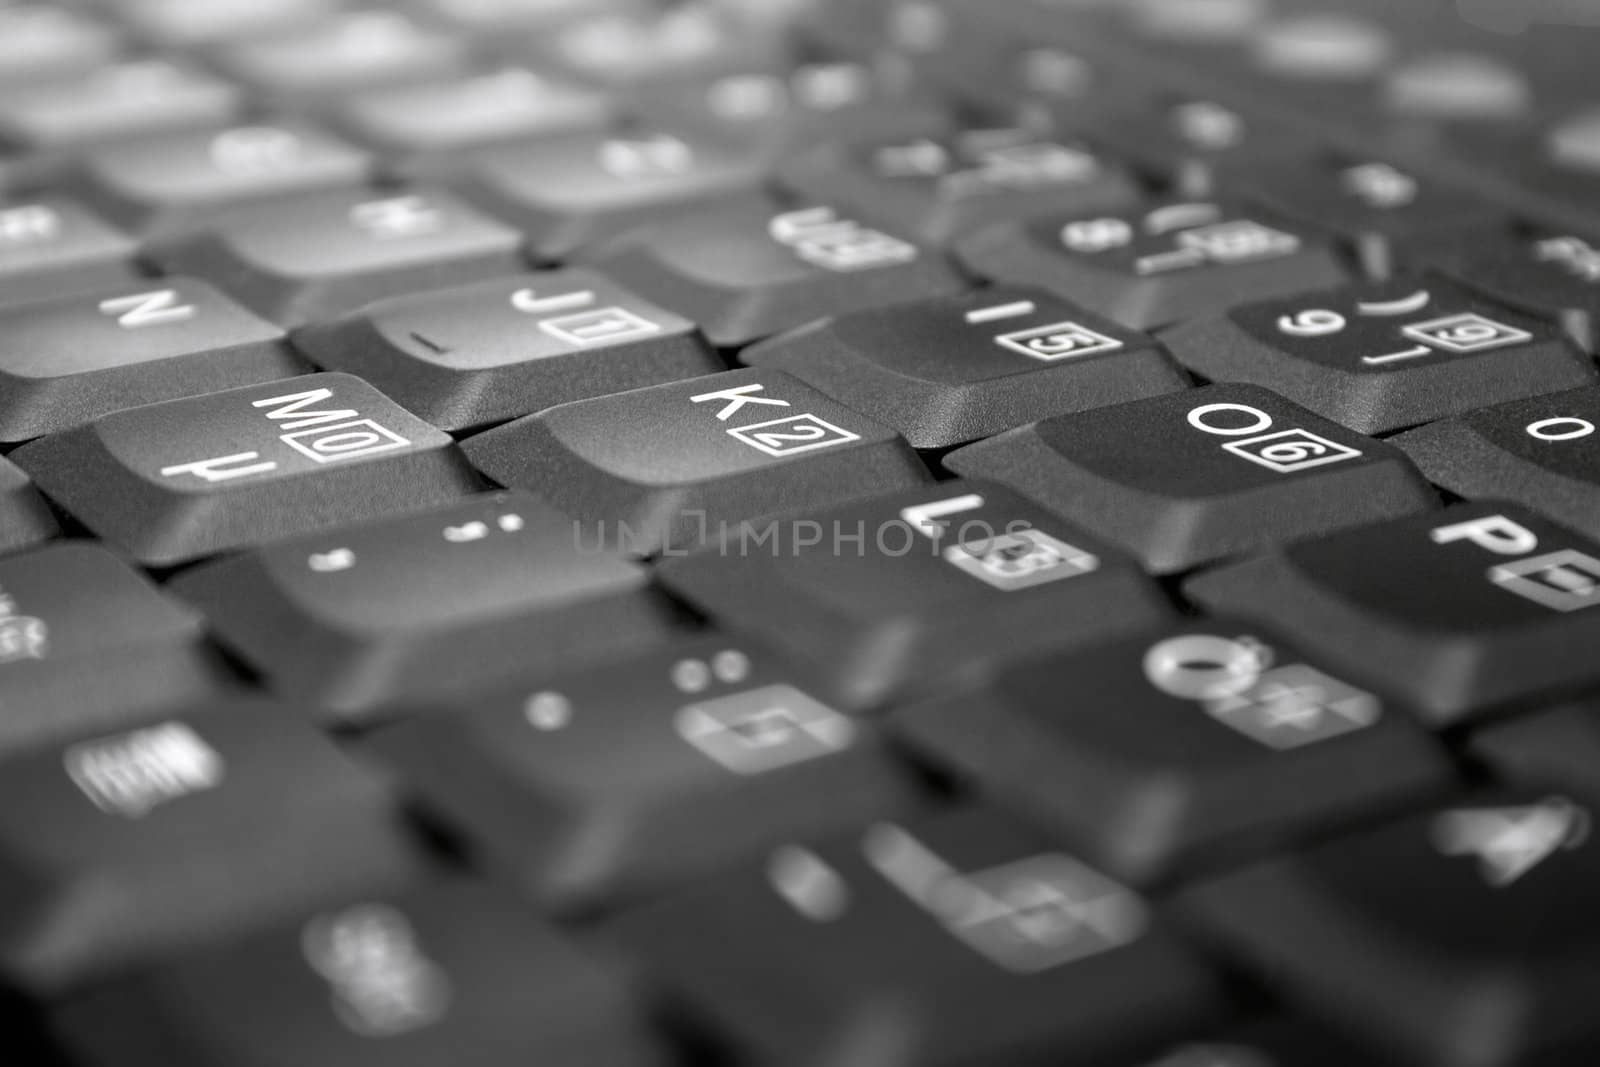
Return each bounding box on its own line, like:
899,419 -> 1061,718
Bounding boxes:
253,388 -> 412,464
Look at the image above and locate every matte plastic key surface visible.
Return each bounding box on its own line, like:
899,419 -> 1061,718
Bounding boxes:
172,492 -> 684,719
776,126 -> 1143,245
1394,386 -> 1600,541
896,619 -> 1454,886
657,480 -> 1172,708
955,198 -> 1348,331
460,367 -> 930,558
0,6 -> 119,86
148,187 -> 526,327
1161,273 -> 1597,435
0,701 -> 425,994
744,286 -> 1188,450
0,542 -> 232,753
452,126 -> 768,263
1184,502 -> 1600,726
66,122 -> 376,239
1435,229 -> 1600,354
0,198 -> 138,309
586,195 -> 968,347
14,373 -> 482,566
54,880 -> 665,1067
1177,788 -> 1600,1067
945,383 -> 1438,574
368,637 -> 922,912
0,457 -> 58,555
610,805 -> 1226,1067
0,277 -> 303,443
0,59 -> 241,154
294,269 -> 722,432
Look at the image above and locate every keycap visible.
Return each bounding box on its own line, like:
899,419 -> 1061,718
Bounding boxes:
1393,387 -> 1600,541
0,59 -> 241,155
656,480 -> 1172,708
461,368 -> 930,558
744,286 -> 1188,449
66,122 -> 375,239
586,197 -> 968,347
956,199 -> 1348,331
1073,97 -> 1315,198
1435,230 -> 1600,354
406,0 -> 647,34
0,457 -> 57,555
293,270 -> 722,432
451,127 -> 767,263
1138,1016 -> 1411,1067
0,198 -> 139,308
1176,789 -> 1600,1066
0,701 -> 424,994
1470,703 -> 1600,809
1161,273 -> 1598,435
54,880 -> 665,1067
1184,502 -> 1600,726
897,620 -> 1453,886
0,542 -> 233,753
0,278 -> 303,442
172,492 -> 685,719
368,638 -> 922,911
13,373 -> 482,566
633,64 -> 953,162
776,126 -> 1143,245
521,5 -> 786,90
611,806 -> 1226,1067
211,11 -> 470,106
1244,158 -> 1507,279
0,6 -> 119,85
332,68 -> 614,175
148,188 -> 526,327
944,384 -> 1437,574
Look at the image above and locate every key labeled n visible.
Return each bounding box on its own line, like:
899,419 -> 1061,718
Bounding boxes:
98,289 -> 197,329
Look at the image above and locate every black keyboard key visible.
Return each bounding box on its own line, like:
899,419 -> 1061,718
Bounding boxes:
612,806 -> 1225,1067
945,384 -> 1436,574
1138,1016 -> 1412,1067
744,286 -> 1187,450
14,373 -> 481,566
522,6 -> 785,90
956,199 -> 1348,331
452,127 -> 767,263
211,11 -> 470,106
1244,158 -> 1507,280
1074,97 -> 1316,198
0,542 -> 232,753
1394,387 -> 1600,541
1161,274 -> 1596,435
1177,789 -> 1600,1066
460,367 -> 930,557
1437,230 -> 1600,354
657,480 -> 1172,708
1470,703 -> 1600,807
55,880 -> 664,1067
1184,502 -> 1600,726
0,278 -> 303,442
586,196 -> 967,347
172,492 -> 683,720
149,188 -> 526,327
0,198 -> 138,309
0,457 -> 57,555
368,638 -> 922,911
67,121 -> 375,239
776,127 -> 1143,245
333,67 -> 615,175
0,59 -> 241,155
0,702 -> 424,993
295,270 -> 721,433
896,620 -> 1453,886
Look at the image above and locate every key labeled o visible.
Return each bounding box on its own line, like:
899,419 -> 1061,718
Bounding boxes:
1186,402 -> 1274,436
1526,416 -> 1595,442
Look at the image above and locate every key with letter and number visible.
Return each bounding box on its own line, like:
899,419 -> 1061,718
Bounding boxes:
14,373 -> 482,566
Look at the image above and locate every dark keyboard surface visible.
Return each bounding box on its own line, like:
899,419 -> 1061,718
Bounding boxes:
7,1 -> 1600,1065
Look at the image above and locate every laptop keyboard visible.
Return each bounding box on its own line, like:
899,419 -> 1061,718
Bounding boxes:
7,0 -> 1600,1064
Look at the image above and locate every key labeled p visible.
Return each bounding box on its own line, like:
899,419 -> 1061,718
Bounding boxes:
1430,514 -> 1540,556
